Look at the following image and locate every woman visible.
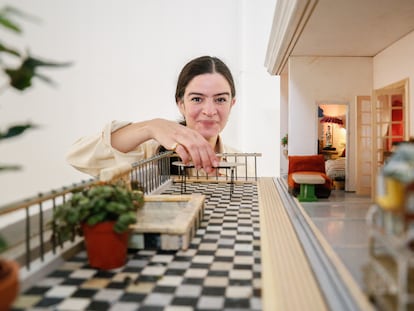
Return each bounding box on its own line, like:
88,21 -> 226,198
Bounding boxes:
67,56 -> 239,177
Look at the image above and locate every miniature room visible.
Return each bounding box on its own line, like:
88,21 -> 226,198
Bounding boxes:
318,103 -> 347,190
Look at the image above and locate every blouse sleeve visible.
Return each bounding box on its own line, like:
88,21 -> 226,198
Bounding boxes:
66,121 -> 159,177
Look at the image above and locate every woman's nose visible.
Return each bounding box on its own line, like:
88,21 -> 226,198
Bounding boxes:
202,99 -> 217,116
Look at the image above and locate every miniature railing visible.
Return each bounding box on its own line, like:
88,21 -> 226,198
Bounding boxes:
0,151 -> 261,272
0,151 -> 173,271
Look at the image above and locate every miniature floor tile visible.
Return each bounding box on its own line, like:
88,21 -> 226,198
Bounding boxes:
126,281 -> 155,294
174,284 -> 202,297
111,272 -> 139,282
59,261 -> 86,271
197,295 -> 225,309
210,262 -> 233,271
226,286 -> 253,298
167,261 -> 191,270
164,306 -> 194,311
81,278 -> 111,289
71,288 -> 98,298
55,298 -> 90,310
183,268 -> 208,278
44,285 -> 78,298
93,288 -> 124,302
36,277 -> 65,287
69,269 -> 97,279
151,254 -> 175,263
12,295 -> 42,309
204,276 -> 229,287
192,255 -> 214,264
32,297 -> 63,309
143,292 -> 174,306
108,301 -> 140,311
156,275 -> 183,287
12,182 -> 261,311
119,292 -> 146,303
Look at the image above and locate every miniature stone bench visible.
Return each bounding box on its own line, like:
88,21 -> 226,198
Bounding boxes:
129,194 -> 205,250
292,173 -> 325,202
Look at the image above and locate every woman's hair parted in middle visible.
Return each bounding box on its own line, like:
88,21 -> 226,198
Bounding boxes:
175,56 -> 236,104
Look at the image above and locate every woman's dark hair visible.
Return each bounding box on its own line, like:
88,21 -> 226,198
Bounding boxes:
175,56 -> 236,104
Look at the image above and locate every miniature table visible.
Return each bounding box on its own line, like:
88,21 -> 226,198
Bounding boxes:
172,161 -> 243,198
292,173 -> 325,202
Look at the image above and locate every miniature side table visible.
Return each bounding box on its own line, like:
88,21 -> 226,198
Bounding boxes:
292,173 -> 325,202
172,161 -> 243,198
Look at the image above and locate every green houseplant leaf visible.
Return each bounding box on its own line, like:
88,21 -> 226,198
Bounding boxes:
4,56 -> 72,91
0,5 -> 72,171
0,123 -> 35,140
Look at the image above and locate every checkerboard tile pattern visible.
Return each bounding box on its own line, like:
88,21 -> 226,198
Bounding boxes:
12,182 -> 261,311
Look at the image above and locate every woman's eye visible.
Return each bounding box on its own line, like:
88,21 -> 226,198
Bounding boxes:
191,97 -> 202,103
215,97 -> 228,104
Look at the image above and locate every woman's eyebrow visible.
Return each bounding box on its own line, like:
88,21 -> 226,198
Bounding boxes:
187,92 -> 230,97
214,92 -> 230,97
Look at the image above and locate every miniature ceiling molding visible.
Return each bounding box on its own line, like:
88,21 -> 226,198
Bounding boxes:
264,0 -> 318,75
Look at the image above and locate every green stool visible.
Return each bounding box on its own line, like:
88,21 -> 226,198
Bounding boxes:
292,173 -> 325,202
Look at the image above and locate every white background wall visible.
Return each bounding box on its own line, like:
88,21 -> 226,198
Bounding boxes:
287,56 -> 373,191
0,0 -> 280,206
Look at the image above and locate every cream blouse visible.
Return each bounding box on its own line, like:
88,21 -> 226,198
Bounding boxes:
66,121 -> 242,178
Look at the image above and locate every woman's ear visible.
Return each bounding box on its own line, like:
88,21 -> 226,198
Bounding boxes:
177,100 -> 186,115
230,98 -> 236,108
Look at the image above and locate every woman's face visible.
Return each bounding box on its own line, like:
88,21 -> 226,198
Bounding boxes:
178,73 -> 235,144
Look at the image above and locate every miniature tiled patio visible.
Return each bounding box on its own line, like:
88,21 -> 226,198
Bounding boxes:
11,182 -> 261,311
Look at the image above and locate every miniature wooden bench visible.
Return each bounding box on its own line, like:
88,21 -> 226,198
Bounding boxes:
292,173 -> 325,202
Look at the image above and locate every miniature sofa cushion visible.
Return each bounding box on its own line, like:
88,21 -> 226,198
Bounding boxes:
288,154 -> 333,198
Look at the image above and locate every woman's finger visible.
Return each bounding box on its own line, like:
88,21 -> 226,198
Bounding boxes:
174,143 -> 191,164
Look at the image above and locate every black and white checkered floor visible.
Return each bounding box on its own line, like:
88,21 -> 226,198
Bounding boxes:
12,182 -> 261,311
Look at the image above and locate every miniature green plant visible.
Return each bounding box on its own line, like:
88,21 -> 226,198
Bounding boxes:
0,236 -> 6,254
281,133 -> 288,148
52,183 -> 145,242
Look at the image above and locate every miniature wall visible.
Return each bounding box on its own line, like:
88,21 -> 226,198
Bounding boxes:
287,56 -> 373,191
373,30 -> 414,138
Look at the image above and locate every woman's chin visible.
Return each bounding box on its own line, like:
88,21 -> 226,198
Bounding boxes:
200,130 -> 220,141
196,126 -> 220,138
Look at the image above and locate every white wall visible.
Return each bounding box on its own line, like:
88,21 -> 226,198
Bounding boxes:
0,0 -> 279,205
237,0 -> 280,178
374,30 -> 414,138
287,56 -> 373,191
279,71 -> 289,176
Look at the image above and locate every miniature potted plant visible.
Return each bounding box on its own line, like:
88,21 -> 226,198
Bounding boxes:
0,236 -> 19,311
52,183 -> 144,270
281,133 -> 288,158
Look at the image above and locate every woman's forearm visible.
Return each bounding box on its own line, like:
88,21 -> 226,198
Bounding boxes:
110,120 -> 152,153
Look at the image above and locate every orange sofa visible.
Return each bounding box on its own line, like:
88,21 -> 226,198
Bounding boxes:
288,154 -> 333,198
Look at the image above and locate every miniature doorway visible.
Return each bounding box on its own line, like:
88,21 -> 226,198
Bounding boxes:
317,103 -> 348,159
371,79 -> 409,198
317,102 -> 348,190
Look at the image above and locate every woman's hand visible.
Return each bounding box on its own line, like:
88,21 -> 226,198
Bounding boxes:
111,119 -> 219,173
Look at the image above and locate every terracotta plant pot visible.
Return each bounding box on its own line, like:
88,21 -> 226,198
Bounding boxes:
0,259 -> 19,311
82,222 -> 129,270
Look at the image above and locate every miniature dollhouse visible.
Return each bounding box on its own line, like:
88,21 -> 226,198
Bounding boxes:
365,143 -> 414,310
